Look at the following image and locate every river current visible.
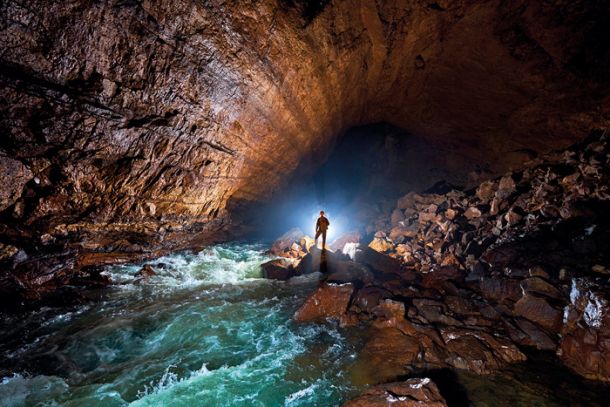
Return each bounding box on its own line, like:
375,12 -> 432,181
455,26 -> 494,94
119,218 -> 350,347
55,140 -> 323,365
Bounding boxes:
0,244 -> 362,406
1,243 -> 608,407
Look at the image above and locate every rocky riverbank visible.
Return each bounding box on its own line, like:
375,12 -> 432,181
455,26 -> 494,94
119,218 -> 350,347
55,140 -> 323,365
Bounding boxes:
265,131 -> 609,404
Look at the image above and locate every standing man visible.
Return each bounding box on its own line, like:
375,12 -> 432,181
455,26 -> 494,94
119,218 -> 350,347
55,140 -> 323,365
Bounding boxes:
315,210 -> 330,249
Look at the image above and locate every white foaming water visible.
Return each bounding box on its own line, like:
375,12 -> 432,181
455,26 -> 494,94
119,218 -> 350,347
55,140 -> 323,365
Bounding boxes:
107,243 -> 270,287
285,382 -> 319,406
0,243 -> 361,406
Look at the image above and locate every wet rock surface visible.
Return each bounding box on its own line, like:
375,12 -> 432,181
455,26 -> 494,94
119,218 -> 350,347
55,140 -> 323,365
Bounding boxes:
560,278 -> 610,381
290,134 -> 610,384
1,0 -> 610,307
261,258 -> 296,281
343,378 -> 447,407
293,282 -> 354,323
133,263 -> 156,284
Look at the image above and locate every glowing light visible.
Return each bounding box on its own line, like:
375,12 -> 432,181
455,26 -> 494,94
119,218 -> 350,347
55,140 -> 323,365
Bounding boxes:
257,181 -> 362,244
342,242 -> 359,259
292,208 -> 349,243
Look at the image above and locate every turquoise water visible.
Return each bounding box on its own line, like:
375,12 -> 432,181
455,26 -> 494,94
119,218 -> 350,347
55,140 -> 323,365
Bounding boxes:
2,243 -> 608,407
0,244 -> 362,406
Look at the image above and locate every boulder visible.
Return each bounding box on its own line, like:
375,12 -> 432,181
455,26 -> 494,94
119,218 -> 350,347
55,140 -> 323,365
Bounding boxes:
389,224 -> 418,241
464,207 -> 482,220
478,277 -> 522,304
136,264 -> 156,278
397,192 -> 417,210
440,328 -> 527,374
391,209 -> 405,226
270,228 -> 305,256
0,156 -> 32,212
327,261 -> 374,285
372,299 -> 406,324
445,208 -> 457,220
520,277 -> 562,299
444,296 -> 479,316
495,175 -> 516,201
300,236 -> 316,252
421,266 -> 464,288
134,264 -> 157,284
0,243 -> 19,261
369,236 -> 394,253
359,327 -> 426,380
540,203 -> 560,218
293,283 -> 354,323
513,294 -> 563,332
342,378 -> 447,407
476,180 -> 496,202
489,197 -> 501,215
352,286 -> 393,313
412,298 -> 462,326
528,266 -> 550,279
261,258 -> 295,280
504,207 -> 524,226
419,212 -> 439,223
356,247 -> 401,275
295,247 -> 346,275
294,252 -> 315,275
505,318 -> 557,350
559,278 -> 610,381
329,231 -> 361,252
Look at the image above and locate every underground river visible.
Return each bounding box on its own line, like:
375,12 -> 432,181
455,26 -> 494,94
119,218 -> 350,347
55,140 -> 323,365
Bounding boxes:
0,243 -> 607,406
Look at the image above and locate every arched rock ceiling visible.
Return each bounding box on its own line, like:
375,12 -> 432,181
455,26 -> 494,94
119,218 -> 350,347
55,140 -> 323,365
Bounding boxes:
1,0 -> 609,255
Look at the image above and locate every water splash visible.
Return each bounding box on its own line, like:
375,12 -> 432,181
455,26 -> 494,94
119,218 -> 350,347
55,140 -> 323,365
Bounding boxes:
107,243 -> 270,287
0,243 -> 361,406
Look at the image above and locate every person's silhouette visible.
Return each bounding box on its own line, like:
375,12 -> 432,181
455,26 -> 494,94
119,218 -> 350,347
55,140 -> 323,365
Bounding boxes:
315,210 -> 330,249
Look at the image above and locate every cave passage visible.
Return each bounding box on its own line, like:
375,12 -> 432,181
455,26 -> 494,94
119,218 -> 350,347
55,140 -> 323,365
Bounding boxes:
1,0 -> 610,405
252,123 -> 453,243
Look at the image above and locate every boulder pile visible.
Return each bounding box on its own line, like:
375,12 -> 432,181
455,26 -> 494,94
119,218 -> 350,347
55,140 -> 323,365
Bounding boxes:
373,132 -> 610,275
269,228 -> 313,259
262,229 -> 361,280
291,131 -> 610,383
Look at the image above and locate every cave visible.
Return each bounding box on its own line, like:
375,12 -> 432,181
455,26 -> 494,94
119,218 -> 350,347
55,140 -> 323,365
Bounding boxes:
1,0 -> 610,405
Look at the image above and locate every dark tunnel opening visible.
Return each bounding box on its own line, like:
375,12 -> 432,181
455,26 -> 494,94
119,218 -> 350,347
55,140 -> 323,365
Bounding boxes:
247,122 -> 469,244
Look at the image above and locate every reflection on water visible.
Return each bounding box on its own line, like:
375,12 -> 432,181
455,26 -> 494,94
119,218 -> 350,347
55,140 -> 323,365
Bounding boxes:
0,243 -> 608,406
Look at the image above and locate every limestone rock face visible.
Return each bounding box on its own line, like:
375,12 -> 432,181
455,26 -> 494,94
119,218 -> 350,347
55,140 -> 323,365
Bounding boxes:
0,157 -> 33,212
1,0 -> 609,301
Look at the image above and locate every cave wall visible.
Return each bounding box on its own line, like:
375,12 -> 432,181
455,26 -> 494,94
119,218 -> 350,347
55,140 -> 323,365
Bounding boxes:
1,0 -> 609,271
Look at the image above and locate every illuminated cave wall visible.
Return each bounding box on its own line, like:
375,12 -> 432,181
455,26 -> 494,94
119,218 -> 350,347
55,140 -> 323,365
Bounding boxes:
1,0 -> 609,259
